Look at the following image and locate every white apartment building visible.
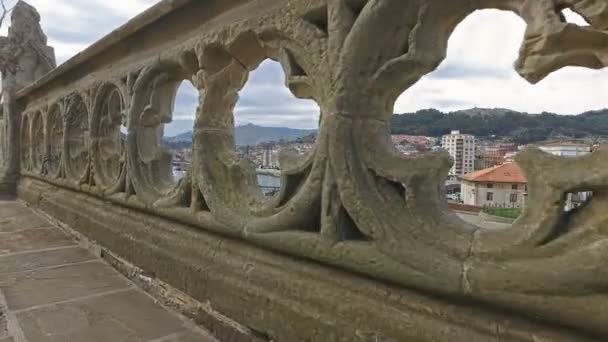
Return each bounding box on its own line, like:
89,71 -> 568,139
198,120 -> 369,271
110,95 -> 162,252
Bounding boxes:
442,130 -> 476,177
262,146 -> 280,169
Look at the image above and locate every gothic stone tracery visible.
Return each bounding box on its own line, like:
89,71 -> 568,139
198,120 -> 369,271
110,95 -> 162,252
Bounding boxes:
6,0 -> 608,339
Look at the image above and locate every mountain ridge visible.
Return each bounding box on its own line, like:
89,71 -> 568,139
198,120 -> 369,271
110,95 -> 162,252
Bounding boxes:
164,123 -> 317,146
164,108 -> 608,147
391,107 -> 608,144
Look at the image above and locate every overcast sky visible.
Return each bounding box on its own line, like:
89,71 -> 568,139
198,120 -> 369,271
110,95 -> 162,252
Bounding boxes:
2,1 -> 606,135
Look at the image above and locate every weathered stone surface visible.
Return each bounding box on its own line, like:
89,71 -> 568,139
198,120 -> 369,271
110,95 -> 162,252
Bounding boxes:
19,179 -> 598,342
0,228 -> 74,256
0,210 -> 52,232
0,201 -> 32,218
16,289 -> 198,342
0,311 -> 7,340
159,331 -> 216,342
0,246 -> 94,275
0,1 -> 55,88
0,0 -> 56,192
0,261 -> 131,311
0,200 -> 217,342
2,0 -> 608,340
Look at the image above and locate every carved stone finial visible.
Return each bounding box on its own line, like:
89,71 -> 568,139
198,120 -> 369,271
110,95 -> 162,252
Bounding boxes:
0,0 -> 56,90
0,0 -> 55,185
11,1 -> 42,33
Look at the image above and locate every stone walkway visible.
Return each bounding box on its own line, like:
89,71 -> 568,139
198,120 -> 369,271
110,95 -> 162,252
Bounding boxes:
0,200 -> 217,342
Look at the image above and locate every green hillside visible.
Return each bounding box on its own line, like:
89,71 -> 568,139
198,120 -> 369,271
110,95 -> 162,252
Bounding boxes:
390,108 -> 608,144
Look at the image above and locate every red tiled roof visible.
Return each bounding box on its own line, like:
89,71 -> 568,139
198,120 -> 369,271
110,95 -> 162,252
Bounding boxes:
462,163 -> 527,184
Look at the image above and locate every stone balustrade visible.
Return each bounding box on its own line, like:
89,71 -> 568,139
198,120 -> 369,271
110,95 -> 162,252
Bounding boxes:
1,0 -> 608,340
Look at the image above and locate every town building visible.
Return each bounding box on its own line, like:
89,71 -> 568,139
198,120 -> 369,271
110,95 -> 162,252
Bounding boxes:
503,151 -> 518,163
391,135 -> 436,155
441,131 -> 476,177
538,141 -> 592,157
262,145 -> 281,169
394,142 -> 419,155
538,141 -> 592,210
461,163 -> 527,208
476,141 -> 518,169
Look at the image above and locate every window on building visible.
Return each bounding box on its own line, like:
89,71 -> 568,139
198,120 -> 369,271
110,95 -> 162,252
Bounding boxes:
487,183 -> 494,188
487,192 -> 494,201
510,193 -> 518,203
512,184 -> 518,190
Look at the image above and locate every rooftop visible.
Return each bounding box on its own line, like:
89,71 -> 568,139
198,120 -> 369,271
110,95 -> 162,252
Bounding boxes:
462,163 -> 527,184
536,140 -> 590,148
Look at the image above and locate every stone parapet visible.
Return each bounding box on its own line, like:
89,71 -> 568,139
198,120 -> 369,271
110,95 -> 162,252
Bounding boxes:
4,0 -> 608,340
18,177 -> 597,342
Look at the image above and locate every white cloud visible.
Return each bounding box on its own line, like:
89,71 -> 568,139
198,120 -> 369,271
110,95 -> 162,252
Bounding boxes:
394,10 -> 608,114
1,0 -> 157,63
233,60 -> 320,129
2,3 -> 606,129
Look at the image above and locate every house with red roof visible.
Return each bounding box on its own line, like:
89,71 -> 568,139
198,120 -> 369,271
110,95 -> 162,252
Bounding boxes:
461,163 -> 528,208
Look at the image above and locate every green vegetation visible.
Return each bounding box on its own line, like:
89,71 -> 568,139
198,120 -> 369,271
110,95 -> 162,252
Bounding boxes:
162,108 -> 608,148
390,108 -> 608,144
294,133 -> 318,144
483,207 -> 523,219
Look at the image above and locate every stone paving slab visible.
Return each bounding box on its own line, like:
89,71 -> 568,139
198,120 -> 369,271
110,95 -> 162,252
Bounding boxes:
0,202 -> 31,218
155,331 -> 214,342
0,229 -> 74,256
0,213 -> 54,233
0,247 -> 95,276
0,261 -> 132,312
0,200 -> 217,342
16,289 -> 193,342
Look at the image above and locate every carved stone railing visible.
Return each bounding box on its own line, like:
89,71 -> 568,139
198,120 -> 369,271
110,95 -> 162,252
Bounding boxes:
3,0 -> 608,340
0,0 -> 55,194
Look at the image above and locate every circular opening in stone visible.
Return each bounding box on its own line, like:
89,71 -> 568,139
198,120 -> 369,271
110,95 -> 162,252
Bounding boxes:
390,9 -> 607,230
133,69 -> 198,198
160,80 -> 198,185
235,59 -> 320,197
561,8 -> 590,26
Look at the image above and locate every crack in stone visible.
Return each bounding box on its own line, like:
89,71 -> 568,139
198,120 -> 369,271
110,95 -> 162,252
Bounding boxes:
461,227 -> 481,296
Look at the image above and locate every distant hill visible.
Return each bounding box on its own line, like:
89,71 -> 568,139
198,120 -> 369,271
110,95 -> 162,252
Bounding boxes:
163,109 -> 608,148
163,123 -> 317,147
163,131 -> 194,149
390,108 -> 608,144
234,123 -> 317,146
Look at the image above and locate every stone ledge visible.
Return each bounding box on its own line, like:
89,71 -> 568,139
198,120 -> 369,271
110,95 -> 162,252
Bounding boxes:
17,177 -> 597,342
16,0 -> 193,100
35,209 -> 263,342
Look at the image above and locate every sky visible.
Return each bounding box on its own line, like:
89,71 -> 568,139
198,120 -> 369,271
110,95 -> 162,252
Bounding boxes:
2,1 -> 606,136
